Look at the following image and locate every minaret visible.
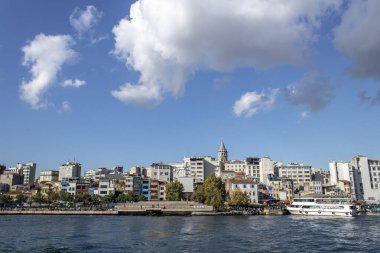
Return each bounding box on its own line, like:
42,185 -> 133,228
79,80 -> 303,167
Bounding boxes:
218,141 -> 228,163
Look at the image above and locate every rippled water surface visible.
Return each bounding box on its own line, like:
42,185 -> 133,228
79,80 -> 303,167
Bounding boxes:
0,215 -> 379,252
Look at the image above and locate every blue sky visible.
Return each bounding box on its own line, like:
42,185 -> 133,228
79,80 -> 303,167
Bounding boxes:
1,0 -> 380,174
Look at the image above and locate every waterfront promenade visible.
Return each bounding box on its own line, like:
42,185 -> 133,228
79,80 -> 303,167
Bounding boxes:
0,201 -> 214,215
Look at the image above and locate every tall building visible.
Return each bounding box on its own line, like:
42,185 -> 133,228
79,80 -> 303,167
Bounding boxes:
218,141 -> 228,163
16,163 -> 36,185
224,157 -> 274,184
0,172 -> 24,186
329,161 -> 350,186
245,157 -> 261,181
330,156 -> 380,200
150,163 -> 173,182
59,162 -> 81,181
39,170 -> 59,182
259,157 -> 275,185
279,163 -> 312,190
350,156 -> 380,201
185,156 -> 218,183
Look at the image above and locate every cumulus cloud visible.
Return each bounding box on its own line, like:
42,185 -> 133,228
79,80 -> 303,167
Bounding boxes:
60,101 -> 72,112
358,90 -> 380,106
283,72 -> 333,115
62,79 -> 86,88
70,5 -> 102,37
334,0 -> 380,79
111,83 -> 162,107
233,89 -> 278,117
20,34 -> 76,109
112,0 -> 341,106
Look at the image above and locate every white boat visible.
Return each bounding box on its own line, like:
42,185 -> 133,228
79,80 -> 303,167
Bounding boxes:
286,198 -> 358,217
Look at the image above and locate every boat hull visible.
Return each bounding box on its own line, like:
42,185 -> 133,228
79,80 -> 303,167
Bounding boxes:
287,208 -> 357,217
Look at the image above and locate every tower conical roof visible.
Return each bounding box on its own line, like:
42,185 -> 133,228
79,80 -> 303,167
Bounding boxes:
218,141 -> 227,151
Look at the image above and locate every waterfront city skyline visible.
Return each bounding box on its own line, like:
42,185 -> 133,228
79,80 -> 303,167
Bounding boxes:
1,0 -> 380,174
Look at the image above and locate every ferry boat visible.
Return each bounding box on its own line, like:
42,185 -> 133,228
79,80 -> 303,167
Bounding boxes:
286,198 -> 358,217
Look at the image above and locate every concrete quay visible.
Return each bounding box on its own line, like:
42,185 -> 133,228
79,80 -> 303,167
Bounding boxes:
0,210 -> 117,215
115,201 -> 214,215
0,201 -> 215,216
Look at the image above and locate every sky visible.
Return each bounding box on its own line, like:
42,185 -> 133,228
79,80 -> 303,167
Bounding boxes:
1,0 -> 380,175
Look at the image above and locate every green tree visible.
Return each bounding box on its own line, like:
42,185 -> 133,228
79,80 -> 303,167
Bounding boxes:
138,194 -> 147,202
15,194 -> 28,205
165,181 -> 184,201
92,194 -> 102,205
31,192 -> 44,204
228,189 -> 250,206
75,193 -> 84,203
116,193 -> 128,203
83,193 -> 91,204
125,191 -> 138,202
193,186 -> 205,203
46,190 -> 60,204
0,194 -> 13,206
194,174 -> 225,209
59,191 -> 74,202
103,193 -> 115,203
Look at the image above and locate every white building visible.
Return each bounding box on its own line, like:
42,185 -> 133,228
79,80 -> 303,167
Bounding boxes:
259,157 -> 275,185
350,156 -> 380,201
59,162 -> 81,181
224,160 -> 246,173
96,179 -> 115,196
39,170 -> 59,182
225,179 -> 259,203
189,156 -> 218,183
170,162 -> 189,179
329,161 -> 350,186
224,157 -> 274,184
85,167 -> 124,182
279,163 -> 312,190
14,163 -> 36,185
150,163 -> 173,183
178,177 -> 195,193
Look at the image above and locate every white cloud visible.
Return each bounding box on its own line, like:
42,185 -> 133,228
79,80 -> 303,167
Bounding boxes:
62,79 -> 86,88
61,101 -> 71,112
111,82 -> 162,107
70,5 -> 102,37
112,0 -> 341,106
283,72 -> 333,115
233,89 -> 278,118
334,0 -> 380,79
20,34 -> 76,109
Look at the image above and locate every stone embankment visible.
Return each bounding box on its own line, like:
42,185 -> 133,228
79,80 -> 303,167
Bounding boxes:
0,210 -> 117,215
0,201 -> 214,216
115,201 -> 214,215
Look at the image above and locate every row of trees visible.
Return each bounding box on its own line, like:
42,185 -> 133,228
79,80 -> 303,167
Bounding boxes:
164,174 -> 250,208
0,191 -> 147,207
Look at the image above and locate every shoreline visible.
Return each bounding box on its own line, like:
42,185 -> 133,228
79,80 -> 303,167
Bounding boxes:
0,209 -> 287,216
